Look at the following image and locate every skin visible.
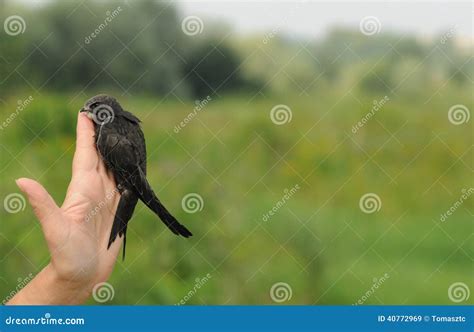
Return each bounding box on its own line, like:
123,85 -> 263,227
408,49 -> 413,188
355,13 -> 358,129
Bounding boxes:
7,112 -> 122,304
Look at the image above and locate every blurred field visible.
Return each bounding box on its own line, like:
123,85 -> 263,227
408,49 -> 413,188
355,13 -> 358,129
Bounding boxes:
0,87 -> 472,304
0,0 -> 472,306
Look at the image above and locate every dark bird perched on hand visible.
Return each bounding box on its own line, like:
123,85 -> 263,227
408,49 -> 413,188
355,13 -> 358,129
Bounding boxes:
80,94 -> 192,259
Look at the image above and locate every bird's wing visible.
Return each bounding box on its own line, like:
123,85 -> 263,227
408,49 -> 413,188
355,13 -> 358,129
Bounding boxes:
100,133 -> 192,238
100,133 -> 142,183
99,131 -> 152,200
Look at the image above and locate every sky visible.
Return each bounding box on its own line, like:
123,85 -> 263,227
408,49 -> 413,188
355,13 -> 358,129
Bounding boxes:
178,1 -> 473,41
11,1 -> 474,41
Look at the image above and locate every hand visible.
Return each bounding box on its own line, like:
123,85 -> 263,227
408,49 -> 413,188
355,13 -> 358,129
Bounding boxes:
8,113 -> 122,304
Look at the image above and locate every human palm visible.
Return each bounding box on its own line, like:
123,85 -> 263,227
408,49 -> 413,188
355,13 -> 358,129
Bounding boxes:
15,113 -> 122,299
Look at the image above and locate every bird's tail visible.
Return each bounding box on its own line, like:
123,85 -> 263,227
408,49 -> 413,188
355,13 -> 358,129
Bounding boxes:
144,195 -> 193,237
107,191 -> 138,260
135,168 -> 192,238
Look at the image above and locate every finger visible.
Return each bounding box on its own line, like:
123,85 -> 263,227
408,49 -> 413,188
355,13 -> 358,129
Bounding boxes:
72,112 -> 98,174
16,178 -> 61,231
96,155 -> 108,176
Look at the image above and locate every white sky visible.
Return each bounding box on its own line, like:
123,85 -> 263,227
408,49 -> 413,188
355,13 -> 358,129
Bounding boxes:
177,1 -> 473,40
12,1 -> 474,40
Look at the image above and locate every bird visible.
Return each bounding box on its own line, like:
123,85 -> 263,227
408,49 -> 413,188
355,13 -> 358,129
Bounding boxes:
80,94 -> 192,259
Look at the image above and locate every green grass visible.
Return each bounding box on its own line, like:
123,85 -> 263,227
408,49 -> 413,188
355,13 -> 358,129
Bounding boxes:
0,89 -> 472,304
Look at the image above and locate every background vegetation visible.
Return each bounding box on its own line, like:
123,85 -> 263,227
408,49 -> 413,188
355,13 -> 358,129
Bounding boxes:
0,0 -> 472,304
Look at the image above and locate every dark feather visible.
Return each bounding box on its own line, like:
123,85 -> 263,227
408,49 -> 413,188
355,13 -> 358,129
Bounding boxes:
107,190 -> 139,260
85,95 -> 192,259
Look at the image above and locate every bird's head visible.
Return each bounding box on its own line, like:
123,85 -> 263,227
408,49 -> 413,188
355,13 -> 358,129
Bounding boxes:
80,94 -> 122,125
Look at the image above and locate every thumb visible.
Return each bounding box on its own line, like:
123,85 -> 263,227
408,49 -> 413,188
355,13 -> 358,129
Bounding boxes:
16,178 -> 61,231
